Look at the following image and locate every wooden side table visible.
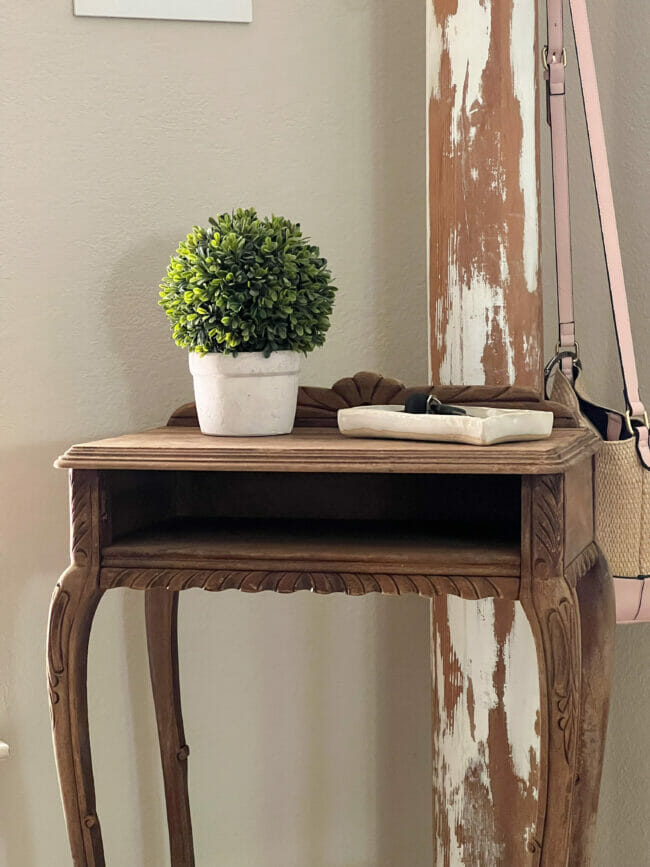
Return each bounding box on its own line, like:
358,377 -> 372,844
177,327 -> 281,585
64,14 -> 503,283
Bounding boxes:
49,373 -> 615,866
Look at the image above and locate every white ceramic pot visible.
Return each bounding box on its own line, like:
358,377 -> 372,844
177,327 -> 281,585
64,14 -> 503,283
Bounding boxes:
189,350 -> 301,436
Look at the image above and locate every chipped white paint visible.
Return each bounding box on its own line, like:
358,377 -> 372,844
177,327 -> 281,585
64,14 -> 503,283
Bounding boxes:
523,334 -> 536,370
437,255 -> 516,385
505,607 -> 541,857
427,0 -> 541,386
425,0 -> 443,103
428,0 -> 543,859
503,605 -> 539,787
432,598 -> 540,864
432,598 -> 502,865
499,240 -> 510,286
444,0 -> 492,149
426,0 -> 495,386
512,0 -> 540,295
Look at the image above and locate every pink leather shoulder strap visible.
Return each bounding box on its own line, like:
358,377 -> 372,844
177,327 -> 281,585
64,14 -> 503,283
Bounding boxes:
546,0 -> 574,379
546,0 -> 650,467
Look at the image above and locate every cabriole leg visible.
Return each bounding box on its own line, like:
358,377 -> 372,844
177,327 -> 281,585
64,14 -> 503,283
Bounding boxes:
48,469 -> 106,866
48,569 -> 105,866
521,573 -> 581,864
521,474 -> 581,864
569,549 -> 615,865
145,589 -> 195,867
521,475 -> 615,865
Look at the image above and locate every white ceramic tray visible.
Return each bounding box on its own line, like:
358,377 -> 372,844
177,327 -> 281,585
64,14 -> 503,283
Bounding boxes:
337,405 -> 554,446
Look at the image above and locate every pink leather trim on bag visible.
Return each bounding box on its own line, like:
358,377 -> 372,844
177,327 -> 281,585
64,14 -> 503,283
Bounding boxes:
546,0 -> 575,380
637,426 -> 650,468
546,0 -> 650,623
606,412 -> 623,442
614,577 -> 650,624
546,0 -> 650,466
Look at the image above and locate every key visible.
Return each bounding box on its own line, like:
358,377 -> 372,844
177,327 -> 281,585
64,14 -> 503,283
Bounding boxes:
404,393 -> 467,416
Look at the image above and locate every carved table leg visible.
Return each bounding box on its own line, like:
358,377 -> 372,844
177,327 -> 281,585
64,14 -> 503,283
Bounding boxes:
48,469 -> 106,866
521,578 -> 581,864
48,569 -> 105,866
569,549 -> 615,865
521,475 -> 581,864
521,476 -> 615,865
145,589 -> 195,867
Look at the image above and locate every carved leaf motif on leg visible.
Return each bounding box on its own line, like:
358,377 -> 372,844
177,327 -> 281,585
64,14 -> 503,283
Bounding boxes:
47,565 -> 106,865
548,596 -> 581,765
47,582 -> 70,725
533,476 -> 564,578
70,472 -> 92,565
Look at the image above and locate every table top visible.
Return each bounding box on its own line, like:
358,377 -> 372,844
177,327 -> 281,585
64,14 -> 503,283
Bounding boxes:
56,425 -> 600,474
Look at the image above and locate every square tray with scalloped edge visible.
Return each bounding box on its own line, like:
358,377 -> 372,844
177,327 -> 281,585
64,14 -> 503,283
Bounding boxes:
337,405 -> 554,446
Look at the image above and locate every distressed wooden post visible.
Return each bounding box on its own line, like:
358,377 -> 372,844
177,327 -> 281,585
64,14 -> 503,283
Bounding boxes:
427,0 -> 543,862
428,0 -> 542,388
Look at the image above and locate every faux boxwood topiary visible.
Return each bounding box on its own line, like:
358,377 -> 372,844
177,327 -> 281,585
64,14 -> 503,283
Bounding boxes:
159,208 -> 337,356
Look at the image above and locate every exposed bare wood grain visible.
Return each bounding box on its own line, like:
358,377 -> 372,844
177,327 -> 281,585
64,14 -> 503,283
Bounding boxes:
101,518 -> 520,578
50,383 -> 611,866
520,475 -> 578,862
47,471 -> 106,866
145,591 -> 195,867
426,0 -> 547,861
107,568 -> 519,600
431,595 -> 540,864
564,457 -> 595,565
569,551 -> 615,865
518,478 -> 614,866
565,542 -> 600,590
56,425 -> 599,475
428,0 -> 542,388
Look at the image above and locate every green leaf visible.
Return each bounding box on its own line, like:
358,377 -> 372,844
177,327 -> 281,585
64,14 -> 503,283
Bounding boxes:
158,208 -> 337,356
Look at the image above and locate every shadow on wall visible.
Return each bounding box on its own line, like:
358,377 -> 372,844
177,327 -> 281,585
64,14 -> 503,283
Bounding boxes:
99,237 -> 191,427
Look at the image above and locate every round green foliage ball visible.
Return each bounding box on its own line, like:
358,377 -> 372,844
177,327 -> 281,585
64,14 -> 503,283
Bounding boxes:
159,208 -> 337,356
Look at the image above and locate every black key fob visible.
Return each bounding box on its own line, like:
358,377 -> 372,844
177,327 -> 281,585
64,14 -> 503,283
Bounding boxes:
404,393 -> 467,416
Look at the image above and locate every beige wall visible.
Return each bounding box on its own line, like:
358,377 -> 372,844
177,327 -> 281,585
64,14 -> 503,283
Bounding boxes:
0,1 -> 647,865
1,3 -> 431,866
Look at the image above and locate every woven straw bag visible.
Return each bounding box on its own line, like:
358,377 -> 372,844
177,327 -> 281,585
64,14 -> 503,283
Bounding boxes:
544,0 -> 650,622
548,373 -> 650,621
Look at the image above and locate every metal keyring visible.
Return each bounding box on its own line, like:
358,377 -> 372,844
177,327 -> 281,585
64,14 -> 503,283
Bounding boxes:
543,350 -> 582,381
426,394 -> 442,414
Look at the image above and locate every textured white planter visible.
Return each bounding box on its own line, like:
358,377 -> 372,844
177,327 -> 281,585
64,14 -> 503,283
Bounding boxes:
189,350 -> 301,436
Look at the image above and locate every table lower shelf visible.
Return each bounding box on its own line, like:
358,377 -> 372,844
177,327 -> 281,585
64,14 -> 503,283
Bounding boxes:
100,518 -> 521,600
